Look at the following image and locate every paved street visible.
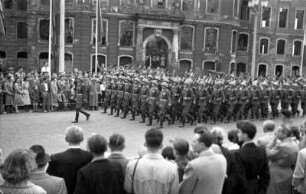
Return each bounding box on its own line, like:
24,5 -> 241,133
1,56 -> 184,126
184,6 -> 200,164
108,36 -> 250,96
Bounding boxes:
0,110 -> 305,158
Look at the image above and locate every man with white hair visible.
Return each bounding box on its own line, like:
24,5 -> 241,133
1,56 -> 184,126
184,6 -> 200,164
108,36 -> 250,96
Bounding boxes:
47,125 -> 93,194
257,120 -> 275,148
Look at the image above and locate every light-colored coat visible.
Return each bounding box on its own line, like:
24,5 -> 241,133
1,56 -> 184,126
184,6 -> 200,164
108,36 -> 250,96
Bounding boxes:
179,148 -> 227,194
29,172 -> 67,194
266,138 -> 299,194
292,148 -> 306,193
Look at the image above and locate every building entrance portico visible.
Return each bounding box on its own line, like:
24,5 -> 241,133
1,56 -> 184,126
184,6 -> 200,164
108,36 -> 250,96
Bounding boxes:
144,35 -> 169,69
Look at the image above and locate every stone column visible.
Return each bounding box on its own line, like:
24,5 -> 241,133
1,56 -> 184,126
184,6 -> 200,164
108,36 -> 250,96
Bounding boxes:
172,29 -> 179,70
136,26 -> 144,67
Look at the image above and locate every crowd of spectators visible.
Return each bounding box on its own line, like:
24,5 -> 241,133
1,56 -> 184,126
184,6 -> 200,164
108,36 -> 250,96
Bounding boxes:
0,118 -> 306,194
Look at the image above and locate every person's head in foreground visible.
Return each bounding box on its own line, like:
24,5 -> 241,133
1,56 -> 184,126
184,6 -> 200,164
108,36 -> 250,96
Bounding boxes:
29,145 -> 50,170
262,120 -> 275,133
145,128 -> 164,152
87,134 -> 108,157
2,149 -> 37,184
237,120 -> 257,144
109,133 -> 125,152
171,138 -> 190,159
275,124 -> 293,141
191,128 -> 214,154
65,125 -> 84,145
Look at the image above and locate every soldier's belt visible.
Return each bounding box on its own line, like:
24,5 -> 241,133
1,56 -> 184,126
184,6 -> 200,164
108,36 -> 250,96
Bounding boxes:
160,99 -> 168,102
149,97 -> 156,99
200,97 -> 206,100
184,97 -> 191,100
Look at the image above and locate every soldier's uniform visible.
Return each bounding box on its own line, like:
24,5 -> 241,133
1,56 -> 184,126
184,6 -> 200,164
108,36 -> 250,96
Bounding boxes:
101,77 -> 112,114
147,80 -> 159,126
115,77 -> 125,117
210,85 -> 224,124
179,79 -> 195,127
170,80 -> 181,125
196,84 -> 210,123
225,84 -> 237,122
281,83 -> 291,110
130,79 -> 141,120
260,82 -> 270,119
250,84 -> 260,119
237,84 -> 249,120
300,85 -> 306,116
139,79 -> 150,123
109,77 -> 118,115
72,78 -> 90,123
121,77 -> 133,119
291,83 -> 301,116
270,83 -> 281,119
157,82 -> 171,128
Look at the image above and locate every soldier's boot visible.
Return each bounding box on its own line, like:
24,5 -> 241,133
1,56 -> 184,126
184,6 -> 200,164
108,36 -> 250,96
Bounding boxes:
101,106 -> 107,114
114,109 -> 120,117
108,107 -> 114,115
179,118 -> 185,128
72,114 -> 79,123
147,117 -> 152,126
210,117 -> 216,124
166,116 -> 171,126
139,115 -> 146,123
158,119 -> 164,129
121,110 -> 127,119
130,112 -> 135,121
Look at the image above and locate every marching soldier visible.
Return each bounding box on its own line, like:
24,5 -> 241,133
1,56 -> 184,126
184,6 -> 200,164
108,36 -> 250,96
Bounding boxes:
301,84 -> 306,116
291,83 -> 301,116
281,82 -> 291,110
139,79 -> 150,123
237,82 -> 249,120
270,82 -> 281,119
250,83 -> 260,120
72,77 -> 90,123
224,82 -> 237,123
196,82 -> 210,123
157,81 -> 171,128
115,76 -> 125,117
147,79 -> 159,126
109,76 -> 118,115
101,76 -> 112,114
170,78 -> 182,125
121,77 -> 132,119
130,78 -> 141,121
210,83 -> 224,124
260,81 -> 270,120
179,79 -> 195,128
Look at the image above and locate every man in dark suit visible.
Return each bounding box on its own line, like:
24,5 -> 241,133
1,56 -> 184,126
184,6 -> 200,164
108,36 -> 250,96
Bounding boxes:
108,133 -> 129,176
74,134 -> 125,194
47,125 -> 93,194
236,120 -> 270,194
40,77 -> 51,113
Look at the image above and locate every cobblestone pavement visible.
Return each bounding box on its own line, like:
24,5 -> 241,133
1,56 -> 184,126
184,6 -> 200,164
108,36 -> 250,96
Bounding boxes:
1,110 -> 305,158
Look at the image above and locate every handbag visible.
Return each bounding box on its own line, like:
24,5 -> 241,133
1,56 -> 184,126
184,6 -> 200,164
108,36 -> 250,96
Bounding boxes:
131,158 -> 140,194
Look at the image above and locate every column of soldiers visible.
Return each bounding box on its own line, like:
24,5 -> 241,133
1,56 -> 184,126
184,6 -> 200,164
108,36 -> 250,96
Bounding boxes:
101,74 -> 306,128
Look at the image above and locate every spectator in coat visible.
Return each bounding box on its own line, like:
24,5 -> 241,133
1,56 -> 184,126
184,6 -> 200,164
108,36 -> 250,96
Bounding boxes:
74,134 -> 125,194
124,128 -> 179,194
47,125 -> 93,194
3,76 -> 15,113
171,138 -> 190,183
40,77 -> 51,113
29,145 -> 67,194
266,124 -> 299,194
179,127 -> 227,194
236,120 -> 270,194
292,147 -> 306,194
0,149 -> 46,194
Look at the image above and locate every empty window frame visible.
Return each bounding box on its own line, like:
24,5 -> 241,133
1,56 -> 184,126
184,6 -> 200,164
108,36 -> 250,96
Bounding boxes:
278,8 -> 288,28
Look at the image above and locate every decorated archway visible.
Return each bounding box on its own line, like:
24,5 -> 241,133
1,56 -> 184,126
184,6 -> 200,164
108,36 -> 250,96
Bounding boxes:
144,36 -> 168,68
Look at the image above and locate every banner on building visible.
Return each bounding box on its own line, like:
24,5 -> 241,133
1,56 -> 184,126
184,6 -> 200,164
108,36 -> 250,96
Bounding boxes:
0,0 -> 6,37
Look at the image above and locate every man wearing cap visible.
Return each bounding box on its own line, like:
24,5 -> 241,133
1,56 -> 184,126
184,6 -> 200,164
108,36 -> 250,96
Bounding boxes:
121,77 -> 133,119
147,79 -> 159,126
115,76 -> 125,117
109,76 -> 118,115
250,83 -> 260,120
130,78 -> 141,121
196,83 -> 210,123
224,83 -> 238,123
280,83 -> 291,111
139,78 -> 150,123
157,81 -> 171,128
260,81 -> 270,120
101,76 -> 112,114
179,78 -> 195,127
170,78 -> 182,125
291,83 -> 301,116
29,145 -> 67,194
237,83 -> 249,120
71,77 -> 90,123
270,82 -> 281,119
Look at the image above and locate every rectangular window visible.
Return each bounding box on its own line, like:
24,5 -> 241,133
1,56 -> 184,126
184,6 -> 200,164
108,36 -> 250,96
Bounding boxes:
261,7 -> 271,28
295,10 -> 304,30
293,41 -> 302,56
3,0 -> 13,9
157,0 -> 166,8
233,0 -> 239,17
65,18 -> 74,44
279,8 -> 288,28
206,0 -> 219,15
180,26 -> 194,50
119,21 -> 134,47
92,19 -> 107,46
17,0 -> 27,10
17,22 -> 27,39
39,19 -> 50,41
231,31 -> 237,54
